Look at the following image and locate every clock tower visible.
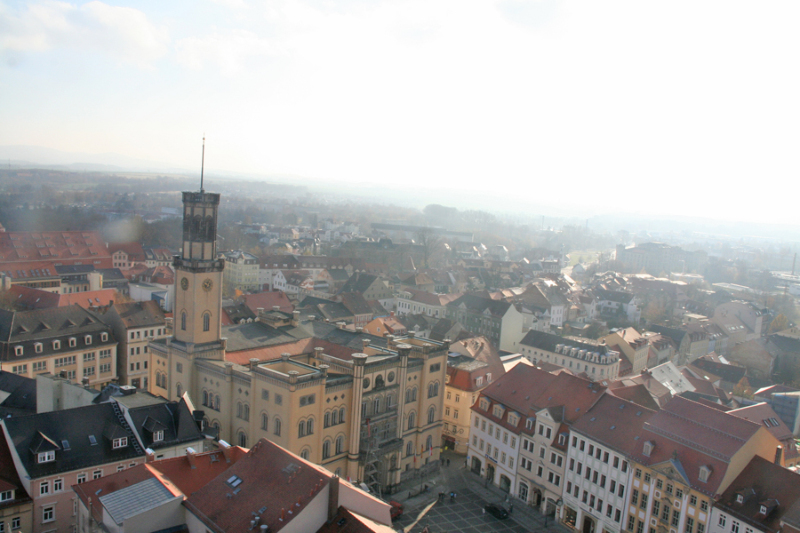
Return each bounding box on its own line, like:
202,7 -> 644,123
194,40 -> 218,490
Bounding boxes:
173,189 -> 225,347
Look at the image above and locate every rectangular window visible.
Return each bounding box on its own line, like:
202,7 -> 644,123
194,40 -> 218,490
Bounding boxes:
77,473 -> 87,484
38,451 -> 55,463
628,516 -> 636,532
632,490 -> 639,505
690,495 -> 698,506
113,437 -> 127,449
11,518 -> 19,530
53,479 -> 63,492
93,470 -> 102,479
686,518 -> 694,533
40,481 -> 49,496
637,520 -> 644,533
43,506 -> 55,523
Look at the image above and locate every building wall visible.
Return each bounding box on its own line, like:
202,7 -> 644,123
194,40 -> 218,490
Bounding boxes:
442,385 -> 476,454
562,432 -> 632,533
0,501 -> 33,533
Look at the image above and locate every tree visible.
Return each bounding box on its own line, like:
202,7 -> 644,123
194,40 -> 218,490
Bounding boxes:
414,227 -> 443,269
769,313 -> 790,334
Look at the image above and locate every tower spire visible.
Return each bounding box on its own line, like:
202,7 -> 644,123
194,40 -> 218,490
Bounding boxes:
200,135 -> 205,192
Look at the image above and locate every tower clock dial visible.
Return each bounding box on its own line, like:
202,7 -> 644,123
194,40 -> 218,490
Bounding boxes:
180,278 -> 189,290
202,278 -> 213,292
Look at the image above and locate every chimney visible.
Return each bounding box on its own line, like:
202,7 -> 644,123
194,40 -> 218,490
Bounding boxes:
273,306 -> 280,311
327,475 -> 340,522
250,358 -> 259,371
362,339 -> 370,350
145,448 -> 155,463
292,310 -> 300,327
219,440 -> 233,462
186,447 -> 197,469
775,445 -> 783,465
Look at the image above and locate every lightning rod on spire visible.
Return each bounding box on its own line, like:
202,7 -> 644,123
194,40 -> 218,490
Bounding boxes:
200,135 -> 206,192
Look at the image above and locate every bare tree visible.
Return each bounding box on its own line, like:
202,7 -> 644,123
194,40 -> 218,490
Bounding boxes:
415,227 -> 442,269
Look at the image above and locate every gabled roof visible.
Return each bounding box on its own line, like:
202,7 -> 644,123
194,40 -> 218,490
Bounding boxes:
126,398 -> 205,450
109,300 -> 166,329
716,455 -> 800,533
340,292 -> 373,317
2,403 -> 143,479
571,394 -> 656,455
0,431 -> 32,509
629,396 -> 764,496
0,370 -> 37,416
340,273 -> 381,294
447,294 -> 512,317
728,403 -> 796,450
184,438 -> 390,532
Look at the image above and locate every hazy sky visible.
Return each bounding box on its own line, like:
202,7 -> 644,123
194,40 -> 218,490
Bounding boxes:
1,0 -> 799,224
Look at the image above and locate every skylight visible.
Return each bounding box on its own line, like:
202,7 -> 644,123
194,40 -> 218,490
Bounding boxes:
88,435 -> 97,445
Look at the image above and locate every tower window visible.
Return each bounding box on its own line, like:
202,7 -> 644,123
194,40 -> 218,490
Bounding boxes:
181,312 -> 187,331
203,312 -> 210,332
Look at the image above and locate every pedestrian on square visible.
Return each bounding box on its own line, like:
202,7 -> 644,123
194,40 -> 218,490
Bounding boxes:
545,516 -> 549,527
509,503 -> 513,514
447,458 -> 450,467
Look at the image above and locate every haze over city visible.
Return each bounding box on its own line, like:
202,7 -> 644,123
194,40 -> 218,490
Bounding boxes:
2,0 -> 799,225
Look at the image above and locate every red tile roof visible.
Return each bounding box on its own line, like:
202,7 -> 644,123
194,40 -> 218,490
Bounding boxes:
571,394 -> 656,454
149,447 -> 248,496
0,231 -> 112,266
6,286 -> 117,310
184,439 -> 390,533
225,338 -> 357,366
241,291 -> 294,314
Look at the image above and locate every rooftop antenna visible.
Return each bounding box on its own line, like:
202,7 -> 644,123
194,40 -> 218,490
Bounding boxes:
200,135 -> 206,192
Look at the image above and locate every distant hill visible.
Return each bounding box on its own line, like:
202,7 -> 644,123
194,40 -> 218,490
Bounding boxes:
0,145 -> 182,173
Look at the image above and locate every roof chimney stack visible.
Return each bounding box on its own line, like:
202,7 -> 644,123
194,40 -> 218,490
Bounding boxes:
775,445 -> 783,465
327,475 -> 340,523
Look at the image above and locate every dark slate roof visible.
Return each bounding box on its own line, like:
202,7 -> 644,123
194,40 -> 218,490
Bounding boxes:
127,398 -> 204,450
316,301 -> 353,322
219,321 -> 311,352
0,305 -> 117,362
3,403 -> 144,478
692,358 -> 748,384
340,292 -> 373,316
0,431 -> 31,510
446,294 -> 512,317
222,303 -> 256,324
649,324 -> 688,345
301,322 -> 388,352
339,273 -> 379,294
0,371 -> 36,416
595,288 -> 635,304
96,268 -> 127,281
520,329 -> 614,355
767,334 -> 800,354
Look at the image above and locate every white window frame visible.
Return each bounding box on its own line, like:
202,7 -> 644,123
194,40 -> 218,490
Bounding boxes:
38,451 -> 55,463
112,437 -> 128,449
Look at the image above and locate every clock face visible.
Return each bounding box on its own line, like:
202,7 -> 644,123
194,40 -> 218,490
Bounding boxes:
202,278 -> 213,292
180,278 -> 189,290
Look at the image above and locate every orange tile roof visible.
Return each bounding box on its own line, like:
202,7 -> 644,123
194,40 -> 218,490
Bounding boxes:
0,231 -> 112,266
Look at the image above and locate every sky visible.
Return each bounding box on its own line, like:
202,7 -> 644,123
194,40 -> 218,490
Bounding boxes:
1,0 -> 799,224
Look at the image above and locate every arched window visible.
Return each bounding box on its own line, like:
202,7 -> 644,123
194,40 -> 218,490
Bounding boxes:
339,407 -> 345,423
428,406 -> 435,424
243,404 -> 250,421
412,388 -> 417,401
408,412 -> 416,430
306,419 -> 314,436
336,436 -> 344,455
426,435 -> 433,451
406,389 -> 412,403
375,375 -> 384,388
181,312 -> 187,331
202,390 -> 209,406
274,417 -> 281,436
324,412 -> 330,428
237,402 -> 243,419
176,383 -> 182,398
203,312 -> 211,332
300,449 -> 310,460
261,413 -> 269,431
238,431 -> 247,448
406,440 -> 413,457
322,440 -> 331,459
214,395 -> 220,410
428,382 -> 439,398
298,421 -> 306,438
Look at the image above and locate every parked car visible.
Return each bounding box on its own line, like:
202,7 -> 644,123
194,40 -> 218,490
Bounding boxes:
389,500 -> 404,520
485,503 -> 509,519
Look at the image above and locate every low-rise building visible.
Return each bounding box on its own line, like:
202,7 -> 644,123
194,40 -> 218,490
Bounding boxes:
0,305 -> 118,387
519,330 -> 622,381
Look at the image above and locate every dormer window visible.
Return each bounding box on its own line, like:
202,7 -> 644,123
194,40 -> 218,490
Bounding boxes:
558,433 -> 567,446
14,346 -> 23,356
0,490 -> 13,502
153,430 -> 164,442
85,335 -> 92,345
526,419 -> 534,430
699,465 -> 711,483
479,398 -> 489,411
643,441 -> 655,457
69,337 -> 77,348
493,405 -> 504,418
38,451 -> 55,463
737,494 -> 744,504
487,373 -> 492,383
34,343 -> 43,353
112,437 -> 127,449
52,340 -> 60,350
100,332 -> 108,342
